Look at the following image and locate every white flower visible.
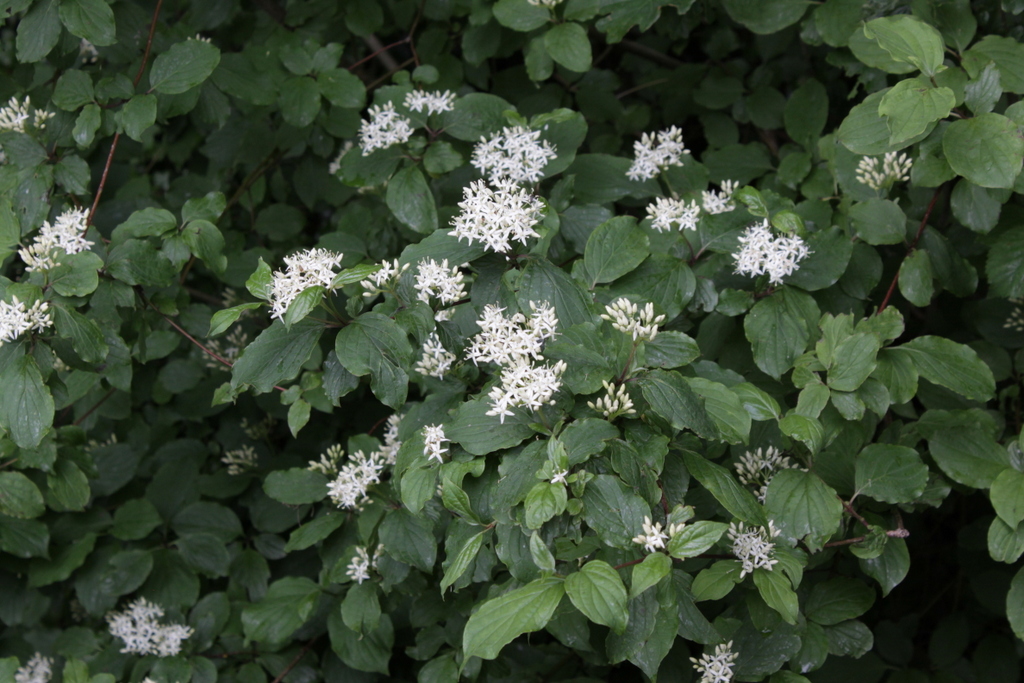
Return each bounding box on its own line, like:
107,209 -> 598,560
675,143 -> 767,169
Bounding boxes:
856,151 -> 912,191
329,140 -> 354,175
380,413 -> 402,465
600,297 -> 665,342
80,39 -> 99,63
733,219 -> 810,285
486,358 -> 566,422
221,445 -> 257,475
359,102 -> 414,155
106,598 -> 193,657
18,207 -> 93,272
466,302 -> 559,367
0,297 -> 52,345
15,653 -> 53,683
690,641 -> 739,683
632,515 -> 670,553
404,90 -> 456,115
416,333 -> 457,378
728,521 -> 780,578
471,125 -> 557,184
449,178 -> 546,253
415,259 -> 467,305
327,449 -> 387,509
347,546 -> 375,584
527,0 -> 563,5
550,468 -> 569,485
269,247 -> 343,320
423,424 -> 449,463
191,34 -> 211,43
734,446 -> 801,503
626,126 -> 689,181
1005,297 -> 1024,332
646,196 -> 700,232
202,328 -> 248,370
0,96 -> 35,133
308,444 -> 346,477
587,380 -> 636,420
701,180 -> 738,215
361,258 -> 410,298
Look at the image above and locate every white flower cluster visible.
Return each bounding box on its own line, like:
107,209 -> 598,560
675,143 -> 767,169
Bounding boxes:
19,207 -> 94,272
631,515 -> 684,554
221,445 -> 258,475
1005,297 -> 1024,332
416,333 -> 457,378
359,102 -> 414,155
486,359 -> 567,422
472,125 -> 558,184
527,0 -> 564,5
449,178 -> 546,253
0,96 -> 52,133
415,259 -> 467,305
269,247 -> 343,320
626,126 -> 689,181
328,140 -> 354,175
0,297 -> 52,345
691,641 -> 739,683
702,180 -> 739,215
587,380 -> 636,420
15,653 -> 52,683
550,467 -> 569,485
361,258 -> 410,298
733,220 -> 810,285
79,39 -> 99,63
203,328 -> 248,370
106,598 -> 193,657
856,151 -> 912,191
346,545 -> 380,584
601,298 -> 665,342
380,413 -> 402,465
404,90 -> 456,115
326,448 -> 387,509
646,196 -> 701,232
728,520 -> 781,578
423,424 -> 449,463
309,444 -> 346,476
734,446 -> 800,503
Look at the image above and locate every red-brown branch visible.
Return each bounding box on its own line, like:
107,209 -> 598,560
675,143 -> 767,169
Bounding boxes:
73,388 -> 117,426
875,184 -> 945,315
270,637 -> 319,683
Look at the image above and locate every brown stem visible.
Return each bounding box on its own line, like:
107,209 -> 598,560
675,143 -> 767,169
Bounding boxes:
347,37 -> 411,72
875,184 -> 944,315
842,500 -> 871,529
73,388 -> 116,426
270,637 -> 319,683
225,150 -> 284,212
823,528 -> 910,548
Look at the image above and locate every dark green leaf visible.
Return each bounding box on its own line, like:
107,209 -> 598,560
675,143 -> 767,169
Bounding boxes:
943,113 -> 1024,189
462,577 -> 565,660
263,468 -> 328,505
565,560 -> 628,633
0,356 -> 54,449
855,444 -> 928,504
150,39 -> 221,94
232,320 -> 323,393
386,166 -> 437,234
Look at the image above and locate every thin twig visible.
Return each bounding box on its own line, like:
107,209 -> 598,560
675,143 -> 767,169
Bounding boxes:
73,388 -> 117,426
875,184 -> 945,315
270,637 -> 319,683
347,37 -> 411,72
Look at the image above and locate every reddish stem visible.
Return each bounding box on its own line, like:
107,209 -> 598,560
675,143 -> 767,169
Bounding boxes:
875,184 -> 944,315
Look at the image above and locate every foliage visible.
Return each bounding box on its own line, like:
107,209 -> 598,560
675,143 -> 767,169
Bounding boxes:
1,1 -> 1024,682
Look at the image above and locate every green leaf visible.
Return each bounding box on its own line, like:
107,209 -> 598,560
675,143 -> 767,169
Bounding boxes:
342,581 -> 381,634
754,568 -> 799,624
580,474 -> 649,549
59,0 -> 115,46
1008,565 -> 1024,641
283,286 -> 324,329
863,15 -> 945,76
112,207 -> 177,241
279,75 -> 321,128
448,399 -> 534,455
987,226 -> 1024,298
784,79 -> 828,149
991,469 -> 1024,529
0,516 -> 49,558
16,0 -> 61,63
386,166 -> 437,234
493,0 -> 551,31
898,335 -> 995,400
827,333 -> 881,392
565,560 -> 628,633
177,533 -> 231,577
597,0 -> 693,43
441,529 -> 487,593
764,469 -> 842,549
692,560 -> 744,601
263,468 -> 327,505
241,577 -> 320,644
644,331 -> 700,369
682,451 -> 768,526
29,534 -> 97,587
805,577 -> 875,626
849,198 -> 907,245
328,612 -> 393,674
46,459 -> 90,511
208,303 -> 263,337
517,258 -> 595,328
524,481 -> 567,529
112,499 -> 162,540
583,216 -> 649,286
441,93 -> 513,142
544,22 -> 592,73
317,68 -> 365,108
0,472 -> 45,519
106,239 -> 177,286
630,552 -> 671,598
150,39 -> 222,95
855,444 -> 929,504
380,508 -> 436,572
232,320 -> 323,393
638,370 -> 717,439
334,312 -> 412,409
721,0 -> 808,34
877,78 -> 955,145
838,90 -> 932,155
950,178 -> 1001,233
667,520 -> 729,559
964,62 -> 1002,115
965,35 -> 1024,94
743,288 -> 820,379
50,251 -> 103,297
53,306 -> 108,363
943,113 -> 1024,189
0,356 -> 54,449
181,219 -> 227,275
72,103 -> 101,147
53,70 -> 95,111
685,378 -> 751,445
463,577 -> 565,660
927,427 -> 1010,489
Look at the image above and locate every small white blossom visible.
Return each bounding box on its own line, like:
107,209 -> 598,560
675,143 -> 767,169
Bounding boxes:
221,445 -> 257,475
0,297 -> 52,345
728,521 -> 781,578
527,0 -> 564,5
471,125 -> 557,185
327,449 -> 386,509
361,258 -> 410,298
1005,297 -> 1024,332
466,302 -> 559,367
600,298 -> 665,342
856,151 -> 912,191
486,358 -> 566,422
380,414 -> 402,465
15,653 -> 52,683
734,446 -> 801,503
550,468 -> 569,485
203,328 -> 248,370
416,333 -> 457,378
0,96 -> 38,133
241,415 -> 274,440
106,598 -> 193,657
646,196 -> 700,232
449,178 -> 545,253
329,140 -> 354,175
626,126 -> 689,181
269,247 -> 343,320
587,380 -> 636,420
308,444 -> 346,477
19,207 -> 93,272
701,180 -> 738,215
79,39 -> 99,63
191,34 -> 211,43
423,424 -> 449,463
691,641 -> 739,683
632,515 -> 670,553
404,90 -> 456,115
415,259 -> 467,305
733,219 -> 810,285
359,102 -> 414,155
347,546 -> 376,583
